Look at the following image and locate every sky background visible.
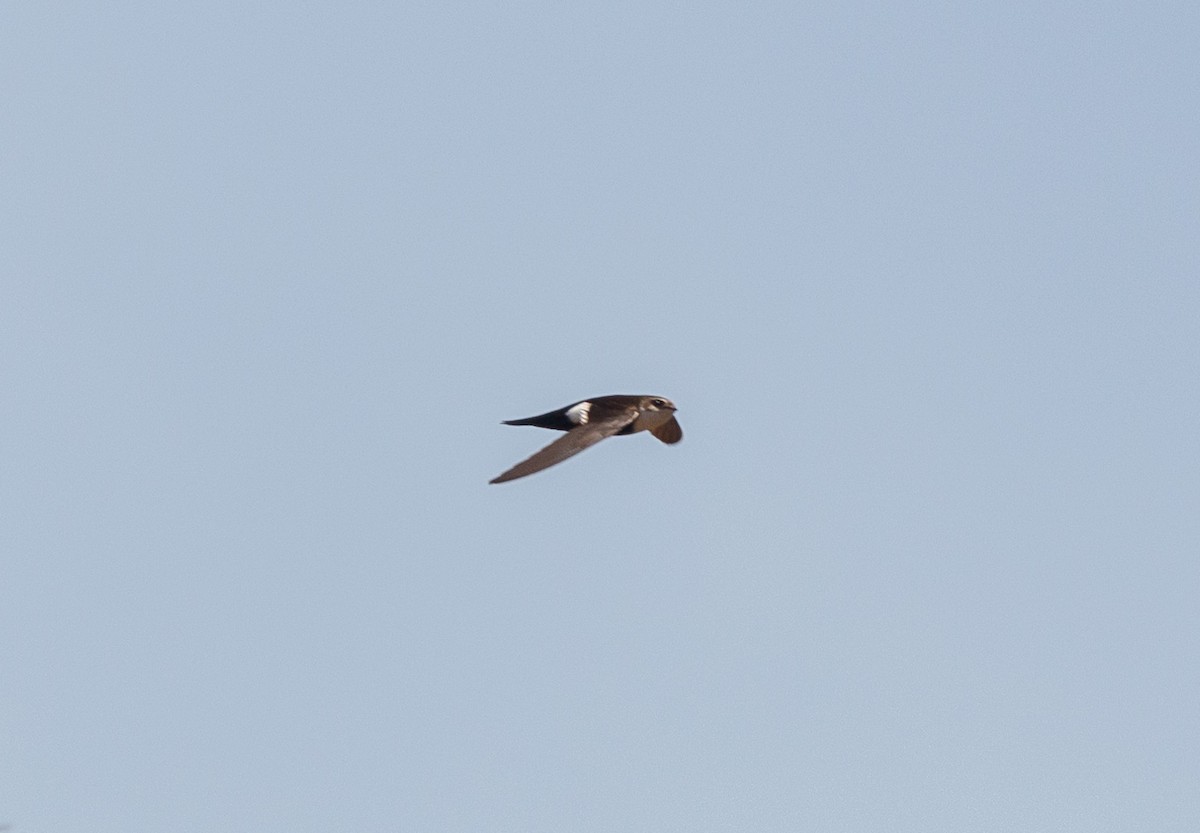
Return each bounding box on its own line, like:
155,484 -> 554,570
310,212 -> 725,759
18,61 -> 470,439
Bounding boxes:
3,2 -> 1199,831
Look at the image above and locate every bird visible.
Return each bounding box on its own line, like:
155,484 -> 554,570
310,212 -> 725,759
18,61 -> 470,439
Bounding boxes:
490,394 -> 682,484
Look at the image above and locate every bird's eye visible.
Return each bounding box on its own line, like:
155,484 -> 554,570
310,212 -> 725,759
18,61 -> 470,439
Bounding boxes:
651,398 -> 667,407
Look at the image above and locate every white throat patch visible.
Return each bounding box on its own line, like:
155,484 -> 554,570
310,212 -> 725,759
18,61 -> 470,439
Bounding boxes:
565,401 -> 591,425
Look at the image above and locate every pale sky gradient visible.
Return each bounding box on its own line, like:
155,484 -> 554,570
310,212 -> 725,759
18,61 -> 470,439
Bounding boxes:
3,3 -> 1199,832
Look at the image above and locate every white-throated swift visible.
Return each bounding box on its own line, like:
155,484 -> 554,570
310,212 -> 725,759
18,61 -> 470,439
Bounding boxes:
490,394 -> 682,484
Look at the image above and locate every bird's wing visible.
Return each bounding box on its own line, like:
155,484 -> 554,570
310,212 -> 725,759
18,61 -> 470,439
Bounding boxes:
490,406 -> 639,483
650,416 -> 683,445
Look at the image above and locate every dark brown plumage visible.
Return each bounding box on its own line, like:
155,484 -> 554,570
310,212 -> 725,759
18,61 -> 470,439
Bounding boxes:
490,394 -> 682,484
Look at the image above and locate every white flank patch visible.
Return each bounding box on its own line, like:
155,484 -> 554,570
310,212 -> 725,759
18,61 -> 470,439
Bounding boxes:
565,401 -> 591,424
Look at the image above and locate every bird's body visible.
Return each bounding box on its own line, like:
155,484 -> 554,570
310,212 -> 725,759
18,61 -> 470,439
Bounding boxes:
490,394 -> 682,484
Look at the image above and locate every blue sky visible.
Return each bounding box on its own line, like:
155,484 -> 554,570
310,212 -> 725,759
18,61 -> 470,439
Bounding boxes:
3,2 -> 1198,831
